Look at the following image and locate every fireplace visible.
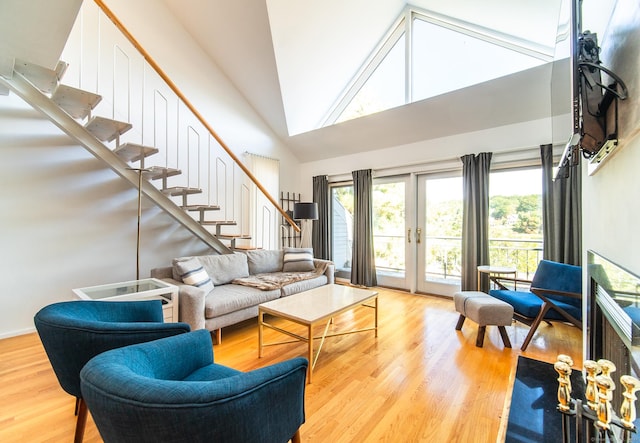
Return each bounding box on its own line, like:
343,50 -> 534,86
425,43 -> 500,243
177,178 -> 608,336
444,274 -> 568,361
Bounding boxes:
587,250 -> 640,412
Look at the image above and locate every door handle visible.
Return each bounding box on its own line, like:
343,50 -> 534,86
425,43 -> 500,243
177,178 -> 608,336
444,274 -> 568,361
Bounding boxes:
416,228 -> 422,244
407,228 -> 411,243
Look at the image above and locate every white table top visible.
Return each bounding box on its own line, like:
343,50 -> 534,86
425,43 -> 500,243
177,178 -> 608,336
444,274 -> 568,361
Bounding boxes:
72,278 -> 174,300
259,284 -> 378,324
477,265 -> 517,274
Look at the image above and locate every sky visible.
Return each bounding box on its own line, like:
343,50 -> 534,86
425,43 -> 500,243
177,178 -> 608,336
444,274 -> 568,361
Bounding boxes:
427,168 -> 541,202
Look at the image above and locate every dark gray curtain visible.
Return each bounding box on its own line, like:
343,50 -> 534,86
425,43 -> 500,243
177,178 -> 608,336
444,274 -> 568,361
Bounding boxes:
541,144 -> 582,265
351,169 -> 377,287
461,152 -> 492,291
312,175 -> 330,260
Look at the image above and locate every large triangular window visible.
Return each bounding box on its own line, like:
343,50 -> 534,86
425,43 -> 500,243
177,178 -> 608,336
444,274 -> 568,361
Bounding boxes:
324,7 -> 554,127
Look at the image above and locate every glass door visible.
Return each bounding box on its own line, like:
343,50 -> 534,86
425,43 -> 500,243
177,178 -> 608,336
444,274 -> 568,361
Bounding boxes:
330,176 -> 411,290
372,176 -> 411,289
416,174 -> 463,296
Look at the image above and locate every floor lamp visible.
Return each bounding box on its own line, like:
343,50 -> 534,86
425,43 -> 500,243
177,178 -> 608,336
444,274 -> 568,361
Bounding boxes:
293,202 -> 318,249
128,167 -> 150,280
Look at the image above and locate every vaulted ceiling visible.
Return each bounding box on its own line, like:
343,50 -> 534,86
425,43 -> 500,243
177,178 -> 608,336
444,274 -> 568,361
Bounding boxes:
1,0 -> 570,163
161,0 -> 570,163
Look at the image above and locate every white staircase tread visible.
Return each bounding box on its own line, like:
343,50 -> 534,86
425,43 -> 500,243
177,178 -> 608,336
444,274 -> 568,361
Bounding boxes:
232,245 -> 261,250
14,60 -> 68,93
200,220 -> 237,226
85,116 -> 132,142
144,166 -> 181,180
217,234 -> 251,239
51,84 -> 102,119
162,187 -> 202,196
183,205 -> 221,211
114,143 -> 159,163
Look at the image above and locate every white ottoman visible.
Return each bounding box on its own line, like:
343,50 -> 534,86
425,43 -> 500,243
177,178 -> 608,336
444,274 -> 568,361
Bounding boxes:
454,291 -> 513,348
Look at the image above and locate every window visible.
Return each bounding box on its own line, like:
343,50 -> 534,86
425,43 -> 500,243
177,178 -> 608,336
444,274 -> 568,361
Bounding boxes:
331,185 -> 354,277
489,168 -> 543,279
372,179 -> 406,277
424,176 -> 463,283
326,7 -> 551,127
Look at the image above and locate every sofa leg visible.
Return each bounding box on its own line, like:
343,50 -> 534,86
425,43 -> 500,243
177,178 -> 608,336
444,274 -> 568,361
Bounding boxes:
215,329 -> 222,345
291,429 -> 301,443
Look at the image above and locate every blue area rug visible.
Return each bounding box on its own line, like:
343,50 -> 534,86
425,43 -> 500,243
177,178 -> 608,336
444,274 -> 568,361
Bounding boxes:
506,356 -> 585,443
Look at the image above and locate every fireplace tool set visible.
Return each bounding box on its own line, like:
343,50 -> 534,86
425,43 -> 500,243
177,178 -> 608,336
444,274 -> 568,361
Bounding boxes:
555,355 -> 640,442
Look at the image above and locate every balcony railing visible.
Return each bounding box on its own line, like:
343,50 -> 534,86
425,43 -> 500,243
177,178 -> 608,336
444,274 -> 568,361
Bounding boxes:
370,234 -> 543,281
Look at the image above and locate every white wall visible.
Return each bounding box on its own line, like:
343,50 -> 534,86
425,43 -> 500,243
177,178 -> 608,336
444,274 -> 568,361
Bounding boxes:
298,116 -> 565,195
101,0 -> 300,194
582,0 -> 640,273
0,93 -> 213,337
0,0 -> 302,338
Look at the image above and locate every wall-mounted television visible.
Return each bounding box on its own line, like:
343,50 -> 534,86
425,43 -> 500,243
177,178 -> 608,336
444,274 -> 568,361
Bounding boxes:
554,0 -> 628,179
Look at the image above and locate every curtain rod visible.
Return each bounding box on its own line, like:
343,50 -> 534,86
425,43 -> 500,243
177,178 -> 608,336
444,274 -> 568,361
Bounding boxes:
327,144 -> 561,183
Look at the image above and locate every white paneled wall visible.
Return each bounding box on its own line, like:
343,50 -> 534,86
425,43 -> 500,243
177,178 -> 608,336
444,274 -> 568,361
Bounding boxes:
60,1 -> 256,238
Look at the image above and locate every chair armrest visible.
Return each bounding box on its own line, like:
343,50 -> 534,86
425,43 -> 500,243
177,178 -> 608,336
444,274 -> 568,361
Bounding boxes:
314,259 -> 335,284
530,287 -> 582,300
490,276 -> 532,291
158,278 -> 208,331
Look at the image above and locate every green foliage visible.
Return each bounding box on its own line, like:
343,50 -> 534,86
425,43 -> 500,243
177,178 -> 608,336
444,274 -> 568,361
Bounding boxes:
334,186 -> 354,215
490,194 -> 542,237
331,182 -> 542,279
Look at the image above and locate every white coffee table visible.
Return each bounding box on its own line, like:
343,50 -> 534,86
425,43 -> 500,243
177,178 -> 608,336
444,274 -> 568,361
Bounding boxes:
258,284 -> 378,383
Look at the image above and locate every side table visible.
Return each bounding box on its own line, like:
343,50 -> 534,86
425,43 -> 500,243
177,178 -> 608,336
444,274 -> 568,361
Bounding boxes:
477,265 -> 517,291
72,278 -> 179,322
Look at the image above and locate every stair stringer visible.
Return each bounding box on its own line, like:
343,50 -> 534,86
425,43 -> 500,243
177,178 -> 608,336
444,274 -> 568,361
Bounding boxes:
0,69 -> 232,255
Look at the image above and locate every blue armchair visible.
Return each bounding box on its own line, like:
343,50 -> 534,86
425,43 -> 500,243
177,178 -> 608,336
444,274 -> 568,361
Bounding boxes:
80,329 -> 308,443
489,260 -> 582,351
34,300 -> 190,443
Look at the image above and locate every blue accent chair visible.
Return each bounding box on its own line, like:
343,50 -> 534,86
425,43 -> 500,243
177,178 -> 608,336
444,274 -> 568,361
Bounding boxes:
489,260 -> 582,351
34,300 -> 191,443
80,329 -> 308,443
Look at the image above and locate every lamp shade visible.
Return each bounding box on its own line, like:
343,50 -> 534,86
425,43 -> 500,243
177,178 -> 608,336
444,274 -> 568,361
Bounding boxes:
293,202 -> 318,220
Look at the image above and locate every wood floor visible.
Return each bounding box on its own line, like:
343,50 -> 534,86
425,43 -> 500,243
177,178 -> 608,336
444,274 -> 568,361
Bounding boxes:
0,287 -> 582,443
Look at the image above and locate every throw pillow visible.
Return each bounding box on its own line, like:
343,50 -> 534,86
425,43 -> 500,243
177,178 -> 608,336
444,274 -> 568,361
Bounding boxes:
197,253 -> 249,285
282,247 -> 315,272
244,249 -> 284,274
175,258 -> 214,293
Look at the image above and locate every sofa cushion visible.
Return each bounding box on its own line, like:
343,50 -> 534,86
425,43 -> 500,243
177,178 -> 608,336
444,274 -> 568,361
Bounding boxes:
489,289 -> 582,321
174,258 -> 214,293
173,253 -> 249,286
281,275 -> 328,297
204,284 -> 280,318
282,247 -> 315,272
244,249 -> 284,275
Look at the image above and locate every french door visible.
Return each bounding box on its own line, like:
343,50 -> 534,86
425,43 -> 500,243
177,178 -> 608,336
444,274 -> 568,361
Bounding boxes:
415,174 -> 463,296
371,176 -> 412,289
331,173 -> 462,296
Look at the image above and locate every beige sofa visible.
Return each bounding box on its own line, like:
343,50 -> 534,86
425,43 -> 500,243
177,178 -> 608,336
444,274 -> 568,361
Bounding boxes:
151,249 -> 334,341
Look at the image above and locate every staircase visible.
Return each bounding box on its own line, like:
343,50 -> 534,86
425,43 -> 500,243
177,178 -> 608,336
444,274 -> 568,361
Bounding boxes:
0,0 -> 299,254
1,58 -> 237,254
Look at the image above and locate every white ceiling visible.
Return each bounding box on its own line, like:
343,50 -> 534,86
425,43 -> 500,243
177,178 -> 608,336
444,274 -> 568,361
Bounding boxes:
145,1 -> 569,162
0,0 -> 82,69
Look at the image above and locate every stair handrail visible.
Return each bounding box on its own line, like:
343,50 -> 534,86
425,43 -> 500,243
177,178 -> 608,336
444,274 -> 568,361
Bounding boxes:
93,0 -> 300,234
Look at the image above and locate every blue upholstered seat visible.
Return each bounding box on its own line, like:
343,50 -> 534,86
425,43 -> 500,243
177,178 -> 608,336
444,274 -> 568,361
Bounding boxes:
80,329 -> 308,443
34,300 -> 190,443
489,260 -> 582,351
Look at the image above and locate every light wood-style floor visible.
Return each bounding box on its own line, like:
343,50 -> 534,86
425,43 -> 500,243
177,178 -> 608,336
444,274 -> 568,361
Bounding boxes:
0,287 -> 582,442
